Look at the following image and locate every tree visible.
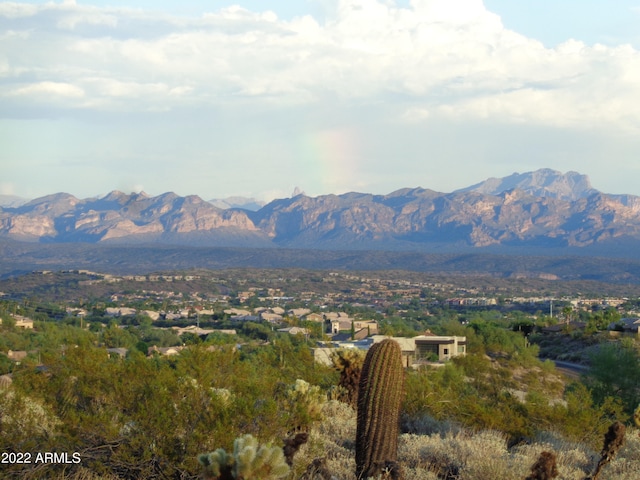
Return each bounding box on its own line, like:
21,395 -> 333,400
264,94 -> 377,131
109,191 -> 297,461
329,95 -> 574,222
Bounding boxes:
585,339 -> 640,414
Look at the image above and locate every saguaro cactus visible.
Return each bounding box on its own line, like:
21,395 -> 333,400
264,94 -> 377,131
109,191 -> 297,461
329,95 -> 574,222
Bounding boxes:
355,339 -> 404,479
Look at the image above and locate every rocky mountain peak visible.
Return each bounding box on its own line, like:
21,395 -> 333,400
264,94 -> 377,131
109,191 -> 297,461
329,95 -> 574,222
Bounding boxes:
456,168 -> 597,201
208,196 -> 266,211
2,168 -> 639,253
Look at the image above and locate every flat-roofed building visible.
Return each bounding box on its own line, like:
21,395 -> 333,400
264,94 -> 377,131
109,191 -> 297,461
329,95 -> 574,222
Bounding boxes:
414,335 -> 466,362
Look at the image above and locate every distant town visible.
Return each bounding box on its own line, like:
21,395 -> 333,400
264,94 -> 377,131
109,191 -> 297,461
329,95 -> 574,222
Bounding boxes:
1,268 -> 638,368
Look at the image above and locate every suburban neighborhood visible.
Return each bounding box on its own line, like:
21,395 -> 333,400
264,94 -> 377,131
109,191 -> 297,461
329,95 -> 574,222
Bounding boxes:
1,268 -> 638,369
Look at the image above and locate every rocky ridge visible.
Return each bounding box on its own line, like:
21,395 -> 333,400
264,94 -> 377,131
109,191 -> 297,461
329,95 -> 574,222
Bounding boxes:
2,169 -> 640,252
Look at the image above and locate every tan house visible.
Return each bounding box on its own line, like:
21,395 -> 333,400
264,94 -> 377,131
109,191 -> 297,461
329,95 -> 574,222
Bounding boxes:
302,313 -> 324,323
148,345 -> 185,356
107,347 -> 128,359
105,307 -> 137,317
414,335 -> 467,362
313,333 -> 466,368
369,334 -> 467,365
15,317 -> 34,329
328,319 -> 378,336
260,312 -> 284,323
1,315 -> 35,329
288,308 -> 312,318
277,326 -> 310,336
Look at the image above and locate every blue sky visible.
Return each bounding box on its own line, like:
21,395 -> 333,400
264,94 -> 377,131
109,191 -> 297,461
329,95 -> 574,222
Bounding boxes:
2,0 -> 640,201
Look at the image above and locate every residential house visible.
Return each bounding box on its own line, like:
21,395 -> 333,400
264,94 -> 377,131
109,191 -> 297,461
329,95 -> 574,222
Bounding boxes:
141,310 -> 161,321
105,307 -> 137,317
331,329 -> 370,342
224,308 -> 252,317
107,347 -> 128,359
302,313 -> 324,323
355,320 -> 378,335
368,336 -> 419,368
171,325 -> 218,337
237,291 -> 255,302
414,334 -> 467,362
13,315 -> 34,329
324,312 -> 350,321
260,312 -> 284,324
288,308 -> 312,318
327,318 -> 378,336
313,332 -> 466,369
608,317 -> 640,336
148,345 -> 185,356
66,307 -> 88,318
367,334 -> 466,364
230,314 -> 260,322
277,326 -> 310,336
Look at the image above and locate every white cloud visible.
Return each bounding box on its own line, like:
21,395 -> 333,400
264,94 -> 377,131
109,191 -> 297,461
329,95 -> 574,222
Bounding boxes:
409,0 -> 486,23
2,0 -> 640,200
9,81 -> 85,98
1,0 -> 638,131
0,2 -> 38,18
0,182 -> 15,196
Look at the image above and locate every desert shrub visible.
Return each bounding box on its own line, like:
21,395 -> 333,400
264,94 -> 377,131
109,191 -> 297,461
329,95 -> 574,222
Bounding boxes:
603,426 -> 640,479
584,339 -> 640,415
402,351 -> 626,448
5,340 -> 336,478
289,400 -> 358,480
0,388 -> 61,451
557,383 -> 626,449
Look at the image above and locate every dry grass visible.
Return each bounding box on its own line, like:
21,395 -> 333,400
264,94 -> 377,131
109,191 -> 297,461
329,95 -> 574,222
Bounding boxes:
21,401 -> 640,479
291,401 -> 640,480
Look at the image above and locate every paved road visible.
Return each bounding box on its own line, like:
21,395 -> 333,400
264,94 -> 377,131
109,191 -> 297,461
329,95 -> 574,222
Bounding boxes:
552,360 -> 590,380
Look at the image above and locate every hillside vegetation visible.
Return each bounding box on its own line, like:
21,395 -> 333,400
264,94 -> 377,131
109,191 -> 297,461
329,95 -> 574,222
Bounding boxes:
1,305 -> 639,479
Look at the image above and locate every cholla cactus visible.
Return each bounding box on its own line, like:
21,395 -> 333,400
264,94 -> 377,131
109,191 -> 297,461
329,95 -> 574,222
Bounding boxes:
285,379 -> 326,423
355,339 -> 404,479
199,434 -> 290,480
588,421 -> 626,480
199,448 -> 235,480
211,387 -> 234,407
331,348 -> 365,407
233,434 -> 290,479
525,451 -> 558,480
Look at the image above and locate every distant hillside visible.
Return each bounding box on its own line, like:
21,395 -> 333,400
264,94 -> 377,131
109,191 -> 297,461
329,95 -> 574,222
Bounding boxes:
2,169 -> 640,257
208,196 -> 266,211
4,239 -> 640,287
455,168 -> 598,201
0,194 -> 28,208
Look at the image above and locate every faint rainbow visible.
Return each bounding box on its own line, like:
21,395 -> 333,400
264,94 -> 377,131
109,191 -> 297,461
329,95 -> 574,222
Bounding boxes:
296,127 -> 361,193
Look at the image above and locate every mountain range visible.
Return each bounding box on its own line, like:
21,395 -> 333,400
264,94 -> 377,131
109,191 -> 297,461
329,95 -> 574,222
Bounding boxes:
2,169 -> 640,256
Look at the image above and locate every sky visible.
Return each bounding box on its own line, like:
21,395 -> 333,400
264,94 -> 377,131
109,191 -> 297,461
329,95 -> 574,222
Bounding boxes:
1,0 -> 640,202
